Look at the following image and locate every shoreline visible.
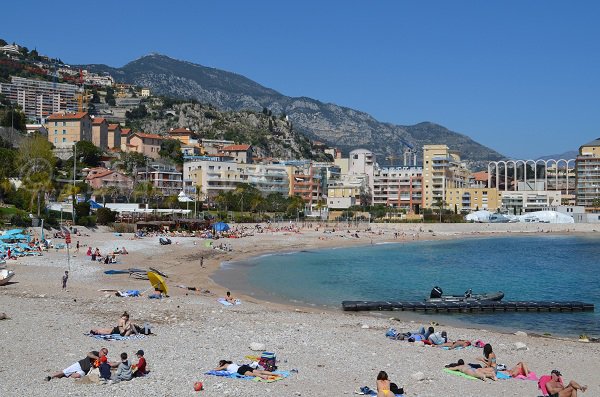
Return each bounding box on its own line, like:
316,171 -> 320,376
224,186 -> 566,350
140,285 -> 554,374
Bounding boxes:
2,222 -> 600,396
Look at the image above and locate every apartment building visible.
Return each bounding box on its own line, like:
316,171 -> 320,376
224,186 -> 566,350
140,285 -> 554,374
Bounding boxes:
422,145 -> 469,209
107,124 -> 122,150
286,162 -> 323,205
168,127 -> 200,146
0,76 -> 79,121
220,144 -> 253,164
327,175 -> 364,209
137,163 -> 183,197
45,112 -> 92,147
575,137 -> 600,207
183,157 -> 288,200
201,139 -> 235,155
445,188 -> 501,212
372,166 -> 423,213
91,117 -> 108,150
127,132 -> 163,159
85,167 -> 133,190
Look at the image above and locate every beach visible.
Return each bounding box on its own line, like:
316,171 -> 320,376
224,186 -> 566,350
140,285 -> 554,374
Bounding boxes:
1,222 -> 599,396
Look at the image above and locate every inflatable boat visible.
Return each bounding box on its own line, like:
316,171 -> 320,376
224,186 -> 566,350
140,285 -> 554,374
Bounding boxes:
427,286 -> 504,302
0,269 -> 15,285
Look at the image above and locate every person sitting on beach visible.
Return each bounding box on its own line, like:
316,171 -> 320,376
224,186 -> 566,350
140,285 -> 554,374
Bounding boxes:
477,343 -> 497,372
375,371 -> 403,396
132,350 -> 147,377
445,359 -> 497,381
215,360 -> 281,380
121,246 -> 128,254
224,291 -> 236,304
428,330 -> 448,345
546,369 -> 587,396
437,339 -> 472,349
90,311 -> 138,336
112,352 -> 133,382
46,347 -> 115,380
86,247 -> 92,256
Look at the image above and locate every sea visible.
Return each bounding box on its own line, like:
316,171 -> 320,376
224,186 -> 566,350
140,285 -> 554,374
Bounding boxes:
213,235 -> 600,338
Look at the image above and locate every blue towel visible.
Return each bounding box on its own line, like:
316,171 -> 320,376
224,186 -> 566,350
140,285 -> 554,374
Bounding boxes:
85,333 -> 146,341
497,371 -> 512,380
204,370 -> 290,380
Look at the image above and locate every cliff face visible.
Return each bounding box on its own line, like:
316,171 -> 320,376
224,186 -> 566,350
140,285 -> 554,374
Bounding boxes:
82,54 -> 505,165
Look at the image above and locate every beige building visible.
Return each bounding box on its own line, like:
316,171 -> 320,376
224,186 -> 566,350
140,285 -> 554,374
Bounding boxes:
220,144 -> 253,164
445,188 -> 501,213
85,167 -> 133,190
127,132 -> 164,159
46,112 -> 92,147
91,117 -> 108,150
107,124 -> 122,150
422,145 -> 469,209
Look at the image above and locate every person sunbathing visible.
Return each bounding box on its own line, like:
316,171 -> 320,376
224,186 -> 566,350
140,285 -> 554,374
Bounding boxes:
504,361 -> 531,377
215,360 -> 280,380
546,369 -> 587,396
90,311 -> 138,336
446,359 -> 497,381
437,339 -> 472,349
224,291 -> 236,304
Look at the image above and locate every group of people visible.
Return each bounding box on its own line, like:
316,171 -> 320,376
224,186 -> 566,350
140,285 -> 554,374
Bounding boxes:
47,347 -> 147,383
87,247 -> 127,263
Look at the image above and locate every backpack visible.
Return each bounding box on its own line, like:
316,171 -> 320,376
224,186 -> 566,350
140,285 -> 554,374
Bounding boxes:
258,352 -> 277,372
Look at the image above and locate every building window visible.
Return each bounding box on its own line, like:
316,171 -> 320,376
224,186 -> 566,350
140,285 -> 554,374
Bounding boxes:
54,137 -> 57,143
62,138 -> 66,142
62,130 -> 66,134
54,130 -> 58,134
63,121 -> 66,126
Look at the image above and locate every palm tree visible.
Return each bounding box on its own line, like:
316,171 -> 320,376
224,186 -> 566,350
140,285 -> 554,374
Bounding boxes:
94,186 -> 110,205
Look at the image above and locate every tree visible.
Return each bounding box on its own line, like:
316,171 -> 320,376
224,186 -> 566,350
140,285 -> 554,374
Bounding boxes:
120,152 -> 147,175
286,195 -> 305,217
17,136 -> 56,215
105,87 -> 116,106
1,109 -> 26,132
96,207 -> 116,225
75,140 -> 102,167
133,181 -> 155,203
159,139 -> 183,164
592,197 -> 600,208
126,104 -> 148,119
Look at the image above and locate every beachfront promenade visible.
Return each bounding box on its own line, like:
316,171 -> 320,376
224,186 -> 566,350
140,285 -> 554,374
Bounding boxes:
1,222 -> 599,396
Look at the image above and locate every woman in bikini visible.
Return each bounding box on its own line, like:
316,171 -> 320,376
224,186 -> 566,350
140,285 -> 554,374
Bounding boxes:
437,339 -> 472,349
446,359 -> 498,381
90,312 -> 137,336
376,371 -> 392,397
478,343 -> 531,377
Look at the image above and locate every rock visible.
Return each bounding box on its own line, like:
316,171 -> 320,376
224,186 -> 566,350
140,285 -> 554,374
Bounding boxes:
361,324 -> 370,329
0,313 -> 7,320
514,342 -> 528,351
249,342 -> 265,351
514,331 -> 528,337
411,371 -> 425,381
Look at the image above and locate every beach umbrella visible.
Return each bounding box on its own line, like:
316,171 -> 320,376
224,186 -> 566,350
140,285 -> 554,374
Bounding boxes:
213,222 -> 230,232
88,199 -> 103,209
147,271 -> 168,296
3,229 -> 23,235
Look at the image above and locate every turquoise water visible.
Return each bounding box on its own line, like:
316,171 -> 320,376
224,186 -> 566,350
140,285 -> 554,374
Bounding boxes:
214,235 -> 600,337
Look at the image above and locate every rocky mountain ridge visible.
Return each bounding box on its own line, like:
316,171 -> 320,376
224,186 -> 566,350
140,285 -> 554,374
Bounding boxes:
81,54 -> 505,166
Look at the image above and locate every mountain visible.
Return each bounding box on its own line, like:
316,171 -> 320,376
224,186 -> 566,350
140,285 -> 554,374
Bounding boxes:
80,54 -> 505,164
537,150 -> 578,160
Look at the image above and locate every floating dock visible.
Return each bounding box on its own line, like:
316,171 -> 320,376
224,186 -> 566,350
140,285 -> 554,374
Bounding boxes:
342,300 -> 595,313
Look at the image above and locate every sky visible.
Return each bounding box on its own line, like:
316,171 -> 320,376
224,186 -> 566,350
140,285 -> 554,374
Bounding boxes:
2,0 -> 600,159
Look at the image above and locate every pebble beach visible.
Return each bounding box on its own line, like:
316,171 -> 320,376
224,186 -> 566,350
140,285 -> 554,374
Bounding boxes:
1,222 -> 599,396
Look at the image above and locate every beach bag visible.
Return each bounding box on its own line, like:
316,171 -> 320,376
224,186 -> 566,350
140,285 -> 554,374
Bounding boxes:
258,352 -> 277,372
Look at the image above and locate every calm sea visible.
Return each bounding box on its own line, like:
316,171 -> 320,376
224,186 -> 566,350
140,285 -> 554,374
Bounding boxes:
213,235 -> 600,337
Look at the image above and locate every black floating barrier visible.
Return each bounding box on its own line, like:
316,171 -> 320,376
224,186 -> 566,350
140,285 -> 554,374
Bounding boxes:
342,300 -> 595,313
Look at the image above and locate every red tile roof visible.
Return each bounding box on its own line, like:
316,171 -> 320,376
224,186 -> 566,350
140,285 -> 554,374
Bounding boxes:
121,128 -> 131,135
47,112 -> 88,121
133,132 -> 164,140
108,124 -> 121,131
169,127 -> 195,134
222,144 -> 251,151
92,117 -> 106,125
472,171 -> 489,182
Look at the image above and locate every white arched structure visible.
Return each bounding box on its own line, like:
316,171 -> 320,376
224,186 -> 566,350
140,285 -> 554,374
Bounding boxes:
487,158 -> 575,193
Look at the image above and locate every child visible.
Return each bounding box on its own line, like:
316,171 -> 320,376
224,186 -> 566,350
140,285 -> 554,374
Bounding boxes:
113,352 -> 132,382
62,271 -> 69,290
98,355 -> 112,380
132,350 -> 147,377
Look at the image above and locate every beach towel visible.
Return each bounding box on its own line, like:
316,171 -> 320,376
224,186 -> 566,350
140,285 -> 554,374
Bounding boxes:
440,345 -> 474,350
116,290 -> 140,297
538,375 -> 559,395
85,333 -> 146,341
204,370 -> 290,382
218,298 -> 241,306
443,368 -> 479,380
104,270 -> 130,275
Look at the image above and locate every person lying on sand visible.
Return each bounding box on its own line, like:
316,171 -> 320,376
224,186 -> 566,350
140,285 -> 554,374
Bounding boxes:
224,291 -> 236,304
437,339 -> 472,349
90,311 -> 138,336
546,369 -> 587,397
46,347 -> 117,380
445,359 -> 497,381
215,360 -> 281,380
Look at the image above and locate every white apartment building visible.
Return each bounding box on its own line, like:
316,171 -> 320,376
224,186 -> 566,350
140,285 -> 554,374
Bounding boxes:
138,163 -> 183,197
0,76 -> 79,121
372,166 -> 423,213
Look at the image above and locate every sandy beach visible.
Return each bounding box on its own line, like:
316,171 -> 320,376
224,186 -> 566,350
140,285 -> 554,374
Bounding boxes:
1,222 -> 599,396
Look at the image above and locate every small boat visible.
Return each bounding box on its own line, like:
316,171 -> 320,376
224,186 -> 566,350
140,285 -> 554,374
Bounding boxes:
159,237 -> 172,245
426,286 -> 504,303
0,269 -> 15,285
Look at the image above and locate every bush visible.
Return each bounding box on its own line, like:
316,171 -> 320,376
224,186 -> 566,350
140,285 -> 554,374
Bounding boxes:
76,215 -> 96,227
96,208 -> 117,225
111,223 -> 135,234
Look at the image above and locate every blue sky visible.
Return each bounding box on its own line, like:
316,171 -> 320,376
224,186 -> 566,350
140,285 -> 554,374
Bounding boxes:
2,0 -> 599,159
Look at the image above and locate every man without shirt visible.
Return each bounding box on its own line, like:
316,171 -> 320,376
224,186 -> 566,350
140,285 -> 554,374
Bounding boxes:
546,370 -> 588,397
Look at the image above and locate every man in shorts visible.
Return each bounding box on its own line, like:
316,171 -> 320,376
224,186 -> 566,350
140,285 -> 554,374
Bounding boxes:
46,347 -> 110,380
